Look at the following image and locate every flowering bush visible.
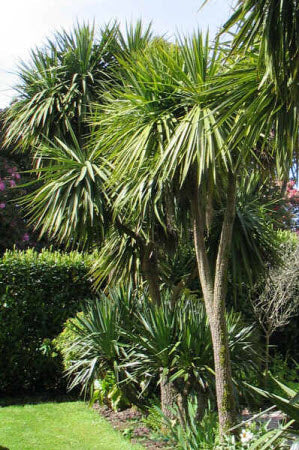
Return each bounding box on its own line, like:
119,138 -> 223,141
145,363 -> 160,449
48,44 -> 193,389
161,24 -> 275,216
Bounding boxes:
0,151 -> 57,252
270,179 -> 299,233
286,180 -> 299,234
0,155 -> 34,253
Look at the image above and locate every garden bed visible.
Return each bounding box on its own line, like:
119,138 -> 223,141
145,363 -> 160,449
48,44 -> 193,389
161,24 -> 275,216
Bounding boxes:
94,404 -> 171,449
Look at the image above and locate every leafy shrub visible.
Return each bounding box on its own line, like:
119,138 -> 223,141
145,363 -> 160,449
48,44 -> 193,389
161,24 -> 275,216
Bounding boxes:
58,285 -> 147,408
54,313 -> 130,410
52,313 -> 85,371
0,248 -> 96,394
92,371 -> 130,411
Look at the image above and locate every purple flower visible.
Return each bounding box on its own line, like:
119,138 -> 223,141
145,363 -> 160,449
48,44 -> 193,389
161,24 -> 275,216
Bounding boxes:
0,181 -> 5,191
15,173 -> 21,180
0,202 -> 6,209
22,233 -> 30,242
9,179 -> 16,187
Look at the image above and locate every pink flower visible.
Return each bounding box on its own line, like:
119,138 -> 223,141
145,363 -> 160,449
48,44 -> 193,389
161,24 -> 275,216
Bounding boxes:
9,179 -> 16,187
14,173 -> 21,180
0,202 -> 6,209
7,168 -> 13,174
22,233 -> 30,242
0,181 -> 5,191
288,189 -> 298,198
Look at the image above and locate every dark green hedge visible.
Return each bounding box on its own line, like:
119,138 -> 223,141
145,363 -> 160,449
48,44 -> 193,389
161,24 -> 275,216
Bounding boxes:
0,249 -> 96,394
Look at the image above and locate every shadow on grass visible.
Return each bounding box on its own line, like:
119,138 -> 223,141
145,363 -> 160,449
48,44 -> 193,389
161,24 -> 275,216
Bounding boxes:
0,392 -> 80,408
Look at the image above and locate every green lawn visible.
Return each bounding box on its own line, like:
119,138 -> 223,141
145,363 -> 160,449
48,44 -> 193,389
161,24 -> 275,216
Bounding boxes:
0,401 -> 142,450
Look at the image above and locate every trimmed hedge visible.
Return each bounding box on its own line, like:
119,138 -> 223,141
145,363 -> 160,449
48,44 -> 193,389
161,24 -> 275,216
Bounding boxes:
0,249 -> 96,394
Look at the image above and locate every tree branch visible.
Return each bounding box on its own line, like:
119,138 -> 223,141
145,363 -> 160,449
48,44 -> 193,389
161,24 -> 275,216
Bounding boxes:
213,171 -> 237,307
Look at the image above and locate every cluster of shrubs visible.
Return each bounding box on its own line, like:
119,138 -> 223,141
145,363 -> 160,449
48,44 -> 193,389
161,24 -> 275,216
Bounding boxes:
0,249 -> 96,394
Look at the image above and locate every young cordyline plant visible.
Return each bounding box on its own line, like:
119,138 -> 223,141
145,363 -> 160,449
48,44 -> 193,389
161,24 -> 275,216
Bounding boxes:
58,284 -> 261,420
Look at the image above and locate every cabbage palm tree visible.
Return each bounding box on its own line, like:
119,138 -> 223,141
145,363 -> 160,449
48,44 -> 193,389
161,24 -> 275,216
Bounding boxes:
92,34 -> 239,432
222,0 -> 298,104
20,127 -> 111,247
92,31 -> 298,435
4,21 -> 154,151
4,23 -> 121,150
9,24 -> 184,300
7,19 -> 297,437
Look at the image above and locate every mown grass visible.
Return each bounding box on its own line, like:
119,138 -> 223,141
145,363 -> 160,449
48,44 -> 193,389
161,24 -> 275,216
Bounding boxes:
0,401 -> 142,449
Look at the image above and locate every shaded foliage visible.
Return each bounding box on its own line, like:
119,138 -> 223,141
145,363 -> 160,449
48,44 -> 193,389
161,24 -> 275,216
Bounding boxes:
0,249 -> 96,394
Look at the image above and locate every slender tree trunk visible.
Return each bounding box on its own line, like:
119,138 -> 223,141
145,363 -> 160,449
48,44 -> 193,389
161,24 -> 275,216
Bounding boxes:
195,386 -> 208,423
205,172 -> 214,234
176,392 -> 188,427
210,304 -> 236,432
176,383 -> 207,427
141,246 -> 161,306
191,172 -> 237,436
264,331 -> 270,388
191,190 -> 214,316
212,172 -> 237,433
176,382 -> 190,427
114,218 -> 161,305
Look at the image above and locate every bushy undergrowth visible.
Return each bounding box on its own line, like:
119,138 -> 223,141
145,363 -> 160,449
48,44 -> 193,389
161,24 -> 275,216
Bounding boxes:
155,396 -> 291,449
0,249 -> 96,394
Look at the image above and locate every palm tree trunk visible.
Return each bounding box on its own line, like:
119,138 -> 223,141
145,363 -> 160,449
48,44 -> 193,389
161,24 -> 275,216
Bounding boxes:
160,370 -> 176,419
209,304 -> 236,433
264,331 -> 270,387
176,383 -> 190,427
212,172 -> 237,433
205,172 -> 214,234
195,386 -> 208,423
141,246 -> 161,306
114,219 -> 161,306
191,172 -> 237,436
